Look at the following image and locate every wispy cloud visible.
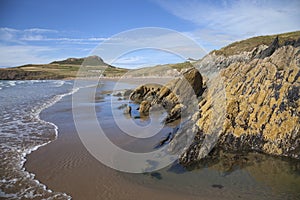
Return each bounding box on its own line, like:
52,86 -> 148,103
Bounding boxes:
23,28 -> 58,33
0,27 -> 108,67
93,27 -> 207,67
110,48 -> 185,69
0,27 -> 109,44
113,56 -> 145,64
156,0 -> 300,50
0,45 -> 59,67
21,35 -> 109,43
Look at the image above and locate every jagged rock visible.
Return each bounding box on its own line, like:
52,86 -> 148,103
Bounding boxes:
259,36 -> 279,59
129,84 -> 162,103
182,67 -> 203,96
165,104 -> 184,123
123,89 -> 133,97
123,105 -> 132,115
194,45 -> 268,76
128,34 -> 300,166
139,101 -> 151,115
285,37 -> 300,48
112,92 -> 122,97
130,68 -> 203,123
180,44 -> 300,166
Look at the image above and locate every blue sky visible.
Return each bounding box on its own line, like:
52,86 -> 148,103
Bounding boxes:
0,0 -> 299,68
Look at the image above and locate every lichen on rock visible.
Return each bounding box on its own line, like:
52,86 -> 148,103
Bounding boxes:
130,67 -> 203,124
180,38 -> 300,165
129,35 -> 300,166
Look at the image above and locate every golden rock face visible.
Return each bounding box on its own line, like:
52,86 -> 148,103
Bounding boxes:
130,68 -> 203,123
195,45 -> 300,159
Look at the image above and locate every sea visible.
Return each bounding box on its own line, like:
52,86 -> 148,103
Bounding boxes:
0,80 -> 77,199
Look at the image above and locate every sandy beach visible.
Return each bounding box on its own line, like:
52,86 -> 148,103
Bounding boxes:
23,80 -> 300,200
23,80 -> 203,200
2,1 -> 300,199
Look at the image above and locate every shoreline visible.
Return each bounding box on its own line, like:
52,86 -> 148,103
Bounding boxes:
24,80 -> 204,200
19,83 -> 82,199
23,79 -> 300,200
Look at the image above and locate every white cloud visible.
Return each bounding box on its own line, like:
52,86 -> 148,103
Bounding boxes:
93,27 -> 207,66
156,0 -> 300,49
20,35 -> 109,43
0,27 -> 109,44
24,28 -> 58,33
0,45 -> 59,67
113,56 -> 144,64
0,27 -> 108,67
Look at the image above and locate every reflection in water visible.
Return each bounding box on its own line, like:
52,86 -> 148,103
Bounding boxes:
182,152 -> 300,195
97,82 -> 300,200
121,152 -> 300,200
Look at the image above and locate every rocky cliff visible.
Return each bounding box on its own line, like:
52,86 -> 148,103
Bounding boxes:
130,32 -> 300,165
179,35 -> 300,165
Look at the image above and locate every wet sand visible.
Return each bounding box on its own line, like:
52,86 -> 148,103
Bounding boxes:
24,80 -> 300,200
24,81 -> 207,200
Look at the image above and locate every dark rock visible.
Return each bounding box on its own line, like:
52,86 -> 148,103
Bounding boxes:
284,39 -> 295,46
150,172 -> 162,180
155,132 -> 173,148
129,84 -> 162,103
123,89 -> 133,97
123,105 -> 132,115
282,37 -> 300,48
294,37 -> 300,47
211,184 -> 224,189
113,92 -> 122,97
259,36 -> 279,59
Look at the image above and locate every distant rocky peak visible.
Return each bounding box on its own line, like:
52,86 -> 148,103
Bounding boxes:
51,55 -> 107,66
83,55 -> 107,66
86,55 -> 104,62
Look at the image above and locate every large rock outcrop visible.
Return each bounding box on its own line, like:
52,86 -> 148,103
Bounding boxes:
130,68 -> 203,122
179,39 -> 300,165
129,34 -> 300,165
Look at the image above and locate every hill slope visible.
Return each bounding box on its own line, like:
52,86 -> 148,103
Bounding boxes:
0,56 -> 128,80
213,31 -> 300,56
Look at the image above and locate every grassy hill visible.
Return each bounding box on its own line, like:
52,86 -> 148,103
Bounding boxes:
0,57 -> 195,80
213,31 -> 300,56
0,56 -> 128,80
128,61 -> 193,77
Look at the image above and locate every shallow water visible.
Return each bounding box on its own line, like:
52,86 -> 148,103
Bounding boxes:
97,82 -> 300,199
75,81 -> 300,199
2,80 -> 300,199
122,153 -> 300,200
0,80 -> 76,199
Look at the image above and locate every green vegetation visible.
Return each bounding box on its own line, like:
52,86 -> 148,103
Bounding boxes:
0,56 -> 129,80
168,61 -> 193,71
128,61 -> 193,77
50,58 -> 85,65
213,31 -> 300,56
